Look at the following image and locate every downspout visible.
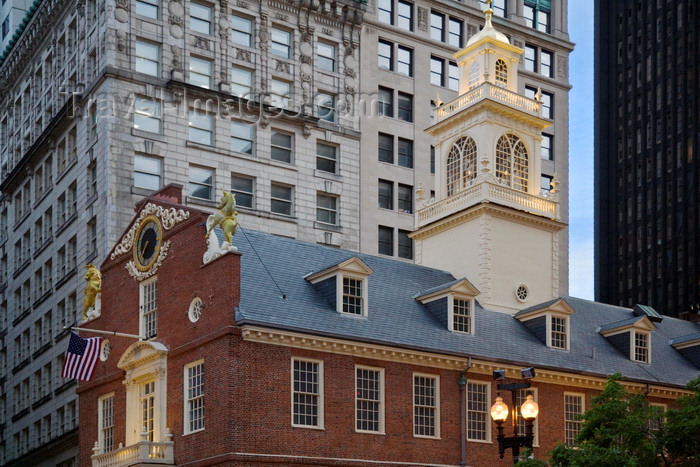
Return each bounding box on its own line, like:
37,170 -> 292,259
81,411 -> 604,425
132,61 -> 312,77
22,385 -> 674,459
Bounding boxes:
459,356 -> 472,467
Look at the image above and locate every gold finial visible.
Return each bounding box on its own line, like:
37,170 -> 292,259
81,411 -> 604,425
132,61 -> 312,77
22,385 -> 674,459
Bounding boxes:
435,94 -> 442,107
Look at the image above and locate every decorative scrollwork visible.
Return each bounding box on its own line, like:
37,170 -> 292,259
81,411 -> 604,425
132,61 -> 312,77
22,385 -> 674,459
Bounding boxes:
110,204 -> 189,259
126,240 -> 171,280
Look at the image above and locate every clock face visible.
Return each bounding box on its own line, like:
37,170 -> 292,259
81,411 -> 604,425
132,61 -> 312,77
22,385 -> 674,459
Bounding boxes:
134,216 -> 162,271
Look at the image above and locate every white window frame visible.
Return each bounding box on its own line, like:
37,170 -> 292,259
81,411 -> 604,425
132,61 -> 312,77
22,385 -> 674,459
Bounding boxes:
135,0 -> 158,18
563,392 -> 584,446
97,393 -> 115,453
337,274 -> 367,316
231,14 -> 253,47
189,56 -> 212,89
230,121 -> 254,155
413,373 -> 440,439
632,330 -> 650,363
317,41 -> 336,72
270,183 -> 293,216
183,359 -> 205,435
548,313 -> 568,349
516,388 -> 539,446
139,276 -> 158,340
291,357 -> 324,429
231,175 -> 255,209
134,154 -> 162,190
316,142 -> 337,173
189,166 -> 214,200
270,130 -> 293,163
270,27 -> 291,59
355,365 -> 385,434
449,295 -> 474,335
466,380 -> 491,442
231,66 -> 253,98
133,97 -> 162,134
188,111 -> 214,145
316,193 -> 338,225
189,2 -> 212,35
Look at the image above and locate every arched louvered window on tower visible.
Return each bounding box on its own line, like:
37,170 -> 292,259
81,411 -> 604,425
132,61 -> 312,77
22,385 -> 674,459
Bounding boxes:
495,134 -> 528,192
495,59 -> 508,88
468,62 -> 480,90
446,137 -> 478,196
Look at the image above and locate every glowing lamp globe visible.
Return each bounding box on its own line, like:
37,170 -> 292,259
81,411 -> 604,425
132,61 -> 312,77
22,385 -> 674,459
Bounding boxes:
520,395 -> 539,420
490,396 -> 509,422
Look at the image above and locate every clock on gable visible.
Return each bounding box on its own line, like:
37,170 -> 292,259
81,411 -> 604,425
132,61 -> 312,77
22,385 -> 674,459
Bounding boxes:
133,215 -> 163,272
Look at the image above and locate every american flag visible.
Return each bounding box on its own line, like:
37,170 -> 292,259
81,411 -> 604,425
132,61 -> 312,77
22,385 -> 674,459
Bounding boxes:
62,332 -> 102,381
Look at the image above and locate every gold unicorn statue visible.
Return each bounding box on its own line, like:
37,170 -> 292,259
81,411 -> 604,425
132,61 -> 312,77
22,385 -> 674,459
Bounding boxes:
82,263 -> 102,321
205,189 -> 239,246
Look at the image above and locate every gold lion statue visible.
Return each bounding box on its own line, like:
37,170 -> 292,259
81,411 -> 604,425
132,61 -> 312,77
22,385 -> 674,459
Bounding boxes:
82,263 -> 102,321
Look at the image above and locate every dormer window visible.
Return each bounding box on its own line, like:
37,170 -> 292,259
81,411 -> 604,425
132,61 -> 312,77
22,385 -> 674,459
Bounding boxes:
634,331 -> 649,363
598,315 -> 655,364
452,298 -> 472,334
305,257 -> 373,317
417,278 -> 479,335
516,298 -> 574,350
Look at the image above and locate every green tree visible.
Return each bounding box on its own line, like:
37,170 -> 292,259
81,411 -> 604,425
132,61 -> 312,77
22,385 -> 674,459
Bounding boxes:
516,374 -> 700,467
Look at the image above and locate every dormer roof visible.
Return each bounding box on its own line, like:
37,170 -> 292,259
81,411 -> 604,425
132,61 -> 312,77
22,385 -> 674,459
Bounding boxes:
415,278 -> 480,303
304,256 -> 373,284
515,298 -> 575,321
598,316 -> 656,336
670,333 -> 700,369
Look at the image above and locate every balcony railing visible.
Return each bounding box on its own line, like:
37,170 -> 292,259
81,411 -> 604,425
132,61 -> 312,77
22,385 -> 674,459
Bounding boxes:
416,177 -> 559,229
92,429 -> 174,467
436,82 -> 541,121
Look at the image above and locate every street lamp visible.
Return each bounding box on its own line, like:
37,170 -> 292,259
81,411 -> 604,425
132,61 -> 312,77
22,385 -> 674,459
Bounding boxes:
489,368 -> 539,464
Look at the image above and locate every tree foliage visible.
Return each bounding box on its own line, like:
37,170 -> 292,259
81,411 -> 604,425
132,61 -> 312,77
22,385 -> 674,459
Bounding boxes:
516,374 -> 700,467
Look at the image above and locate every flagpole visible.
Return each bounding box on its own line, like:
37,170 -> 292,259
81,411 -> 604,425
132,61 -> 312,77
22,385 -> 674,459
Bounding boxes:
66,326 -> 144,340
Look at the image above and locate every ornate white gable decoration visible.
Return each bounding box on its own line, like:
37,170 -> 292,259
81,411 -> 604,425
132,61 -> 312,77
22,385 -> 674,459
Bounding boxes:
110,203 -> 190,260
126,240 -> 171,281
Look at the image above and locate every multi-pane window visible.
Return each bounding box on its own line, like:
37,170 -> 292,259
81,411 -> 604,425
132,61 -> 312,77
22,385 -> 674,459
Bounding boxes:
271,183 -> 293,216
316,193 -> 338,225
356,367 -> 383,433
524,46 -> 553,78
378,133 -> 393,163
133,97 -> 161,133
550,316 -> 567,349
446,136 -> 477,196
524,0 -> 550,33
397,46 -> 412,76
189,166 -> 214,200
99,394 -> 114,452
398,184 -> 412,213
189,111 -> 214,145
496,134 -> 528,191
271,131 -> 293,163
448,18 -> 462,47
448,62 -> 459,91
430,12 -> 444,41
453,298 -> 471,333
377,40 -> 412,75
414,375 -> 438,437
190,3 -> 212,35
231,175 -> 254,208
398,230 -> 413,259
541,50 -> 553,77
397,0 -> 412,30
231,67 -> 253,98
134,155 -> 162,190
398,137 -> 413,168
231,121 -> 253,154
378,40 -> 393,70
564,393 -> 583,446
316,142 -> 337,173
342,277 -> 363,315
397,92 -> 413,122
495,59 -> 508,87
135,40 -> 159,76
141,278 -> 158,339
88,216 -> 97,257
541,175 -> 553,193
292,359 -> 322,427
541,134 -> 553,160
634,332 -> 649,363
270,79 -> 291,109
316,93 -> 335,122
378,225 -> 393,256
135,0 -> 158,18
524,45 -> 537,72
140,381 -> 155,441
516,389 -> 538,443
317,42 -> 335,71
526,86 -> 553,119
430,57 -> 445,86
378,180 -> 393,210
377,0 -> 392,24
271,28 -> 291,58
377,87 -> 393,117
185,361 -> 204,433
190,56 -> 212,88
467,381 -> 489,441
231,15 -> 253,47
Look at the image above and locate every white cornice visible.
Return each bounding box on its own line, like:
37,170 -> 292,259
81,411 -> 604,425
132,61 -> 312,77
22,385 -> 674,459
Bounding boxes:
240,325 -> 691,398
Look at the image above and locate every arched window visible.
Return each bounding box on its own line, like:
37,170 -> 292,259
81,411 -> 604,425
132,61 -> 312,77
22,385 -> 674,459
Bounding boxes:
496,134 -> 528,192
467,62 -> 480,89
446,137 -> 478,196
495,59 -> 508,88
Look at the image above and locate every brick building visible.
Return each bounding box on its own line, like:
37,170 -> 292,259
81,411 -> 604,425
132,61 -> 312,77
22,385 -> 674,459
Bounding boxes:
77,184 -> 700,467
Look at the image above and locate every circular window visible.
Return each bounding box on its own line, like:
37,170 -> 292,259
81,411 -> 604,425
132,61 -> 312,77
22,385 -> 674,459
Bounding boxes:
515,284 -> 529,303
100,339 -> 111,362
188,297 -> 204,323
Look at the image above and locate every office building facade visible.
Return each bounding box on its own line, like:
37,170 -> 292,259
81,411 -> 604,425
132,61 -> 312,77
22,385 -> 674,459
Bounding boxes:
595,0 -> 699,316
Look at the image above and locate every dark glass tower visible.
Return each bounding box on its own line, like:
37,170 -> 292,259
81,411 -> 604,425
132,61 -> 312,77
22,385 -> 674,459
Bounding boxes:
595,1 -> 699,316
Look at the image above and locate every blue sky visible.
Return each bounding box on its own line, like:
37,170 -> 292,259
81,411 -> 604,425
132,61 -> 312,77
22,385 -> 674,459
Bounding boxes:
567,2 -> 595,299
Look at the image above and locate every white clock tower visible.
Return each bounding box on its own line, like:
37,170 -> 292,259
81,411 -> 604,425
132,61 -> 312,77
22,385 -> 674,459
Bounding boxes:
411,1 -> 566,313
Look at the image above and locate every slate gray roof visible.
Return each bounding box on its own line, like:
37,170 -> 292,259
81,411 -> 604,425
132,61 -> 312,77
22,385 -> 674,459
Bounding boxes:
231,229 -> 700,388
